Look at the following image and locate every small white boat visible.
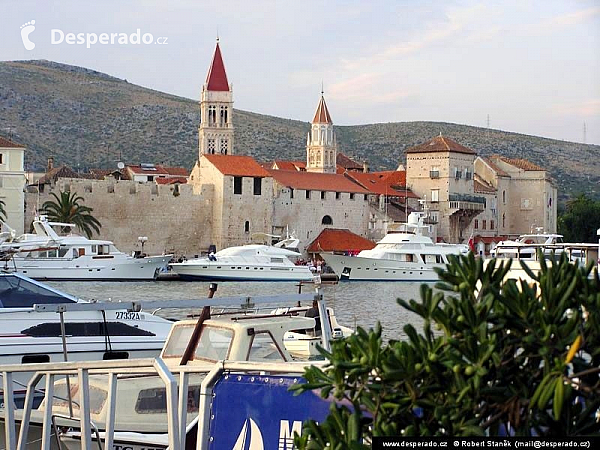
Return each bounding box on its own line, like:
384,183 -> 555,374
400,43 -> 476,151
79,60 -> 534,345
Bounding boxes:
0,273 -> 182,406
0,216 -> 171,281
169,237 -> 313,281
322,212 -> 469,281
3,303 -> 330,450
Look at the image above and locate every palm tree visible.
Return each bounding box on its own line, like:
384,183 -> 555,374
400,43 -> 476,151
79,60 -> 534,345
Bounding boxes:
41,191 -> 102,238
0,199 -> 6,223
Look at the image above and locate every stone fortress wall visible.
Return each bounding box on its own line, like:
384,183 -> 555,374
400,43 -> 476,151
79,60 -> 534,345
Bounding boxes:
25,178 -> 214,257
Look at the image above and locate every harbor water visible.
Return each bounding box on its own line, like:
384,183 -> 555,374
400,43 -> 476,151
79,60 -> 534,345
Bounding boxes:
47,280 -> 429,342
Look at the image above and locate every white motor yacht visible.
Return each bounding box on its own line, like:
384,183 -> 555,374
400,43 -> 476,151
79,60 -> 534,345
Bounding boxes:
490,229 -> 564,260
169,237 -> 313,281
322,212 -> 469,281
0,216 -> 171,281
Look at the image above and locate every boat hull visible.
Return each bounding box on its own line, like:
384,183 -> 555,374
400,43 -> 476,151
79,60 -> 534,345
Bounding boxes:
4,255 -> 172,281
322,254 -> 443,281
171,264 -> 313,282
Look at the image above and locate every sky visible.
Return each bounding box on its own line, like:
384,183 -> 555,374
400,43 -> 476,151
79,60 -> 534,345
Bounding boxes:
2,0 -> 599,144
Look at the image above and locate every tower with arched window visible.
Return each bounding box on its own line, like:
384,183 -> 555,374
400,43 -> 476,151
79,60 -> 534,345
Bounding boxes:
199,40 -> 234,157
306,93 -> 337,173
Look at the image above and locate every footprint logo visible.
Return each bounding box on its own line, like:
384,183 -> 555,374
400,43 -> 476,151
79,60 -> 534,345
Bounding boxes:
20,20 -> 36,50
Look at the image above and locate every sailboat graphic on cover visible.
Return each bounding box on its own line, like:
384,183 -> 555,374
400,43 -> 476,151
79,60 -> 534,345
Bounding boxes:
232,418 -> 264,450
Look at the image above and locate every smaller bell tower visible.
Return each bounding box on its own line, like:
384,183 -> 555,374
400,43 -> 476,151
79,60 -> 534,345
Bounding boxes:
306,92 -> 337,173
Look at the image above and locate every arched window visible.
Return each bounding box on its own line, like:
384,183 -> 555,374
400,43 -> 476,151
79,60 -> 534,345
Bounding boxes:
502,190 -> 506,204
321,215 -> 333,225
244,221 -> 250,233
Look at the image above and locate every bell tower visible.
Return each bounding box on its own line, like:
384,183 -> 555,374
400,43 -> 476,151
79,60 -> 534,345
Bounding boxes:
199,39 -> 234,157
306,92 -> 336,173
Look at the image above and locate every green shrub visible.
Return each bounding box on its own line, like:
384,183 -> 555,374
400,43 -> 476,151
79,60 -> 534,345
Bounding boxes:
292,254 -> 600,447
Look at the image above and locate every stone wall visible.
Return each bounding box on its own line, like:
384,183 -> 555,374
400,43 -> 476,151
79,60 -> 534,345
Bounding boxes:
272,186 -> 371,253
25,178 -> 214,256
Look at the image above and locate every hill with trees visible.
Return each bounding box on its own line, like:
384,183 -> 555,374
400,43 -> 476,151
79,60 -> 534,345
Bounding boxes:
1,60 -> 598,201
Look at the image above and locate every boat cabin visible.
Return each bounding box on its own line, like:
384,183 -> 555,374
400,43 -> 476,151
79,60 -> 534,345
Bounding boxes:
161,315 -> 316,364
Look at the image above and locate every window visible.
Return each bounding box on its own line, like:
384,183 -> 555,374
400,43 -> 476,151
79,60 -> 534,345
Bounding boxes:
490,220 -> 495,230
464,169 -> 472,180
244,221 -> 250,233
220,139 -> 228,155
502,213 -> 506,228
336,192 -> 341,200
306,190 -> 311,199
233,177 -> 242,195
0,153 -> 3,164
502,190 -> 506,204
290,188 -> 294,199
220,106 -> 228,126
320,191 -> 325,200
350,193 -> 355,200
482,220 -> 487,230
454,168 -> 462,179
253,177 -> 261,195
207,138 -> 216,154
430,166 -> 439,178
431,189 -> 439,203
364,194 -> 368,201
208,106 -> 217,125
322,215 -> 333,225
474,219 -> 479,229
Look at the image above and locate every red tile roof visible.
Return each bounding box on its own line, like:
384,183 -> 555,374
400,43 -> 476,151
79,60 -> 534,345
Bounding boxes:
163,166 -> 189,176
268,169 -> 369,194
0,136 -> 25,148
127,165 -> 170,175
204,154 -> 271,177
156,176 -> 188,184
495,156 -> 545,171
474,179 -> 496,193
480,157 -> 509,177
312,95 -> 333,124
406,135 -> 476,155
36,165 -> 81,184
307,228 -> 375,253
272,160 -> 306,171
336,152 -> 363,170
346,171 -> 419,198
206,42 -> 230,91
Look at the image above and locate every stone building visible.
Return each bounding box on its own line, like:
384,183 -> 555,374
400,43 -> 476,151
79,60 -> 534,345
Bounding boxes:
474,156 -> 557,236
405,135 -> 485,243
0,136 -> 26,234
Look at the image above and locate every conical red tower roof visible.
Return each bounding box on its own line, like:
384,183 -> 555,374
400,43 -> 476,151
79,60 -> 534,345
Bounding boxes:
312,95 -> 332,124
205,42 -> 230,91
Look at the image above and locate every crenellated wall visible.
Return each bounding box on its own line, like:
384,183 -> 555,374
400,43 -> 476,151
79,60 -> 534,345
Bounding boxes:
25,178 -> 214,256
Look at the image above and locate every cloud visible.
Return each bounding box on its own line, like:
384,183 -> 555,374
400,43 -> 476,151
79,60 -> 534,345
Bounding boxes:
328,72 -> 416,105
553,99 -> 600,117
530,6 -> 600,33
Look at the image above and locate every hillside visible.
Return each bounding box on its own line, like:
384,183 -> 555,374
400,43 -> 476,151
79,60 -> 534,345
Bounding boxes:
0,60 -> 598,201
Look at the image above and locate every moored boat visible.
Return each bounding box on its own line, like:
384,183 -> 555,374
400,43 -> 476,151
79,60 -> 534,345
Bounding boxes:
0,216 -> 171,281
169,237 -> 313,282
322,211 -> 469,281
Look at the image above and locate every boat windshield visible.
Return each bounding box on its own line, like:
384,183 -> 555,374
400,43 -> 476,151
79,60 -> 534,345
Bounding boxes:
0,274 -> 77,308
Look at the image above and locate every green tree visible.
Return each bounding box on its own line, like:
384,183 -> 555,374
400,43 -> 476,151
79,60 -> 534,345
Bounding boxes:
558,194 -> 600,243
0,199 -> 6,222
293,254 -> 600,446
41,191 -> 102,238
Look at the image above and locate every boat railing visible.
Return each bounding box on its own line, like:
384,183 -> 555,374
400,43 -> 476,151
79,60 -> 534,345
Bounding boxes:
0,356 -> 323,450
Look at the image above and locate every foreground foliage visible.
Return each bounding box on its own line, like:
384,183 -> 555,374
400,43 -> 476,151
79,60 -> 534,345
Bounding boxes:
292,254 -> 600,447
41,191 -> 102,238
